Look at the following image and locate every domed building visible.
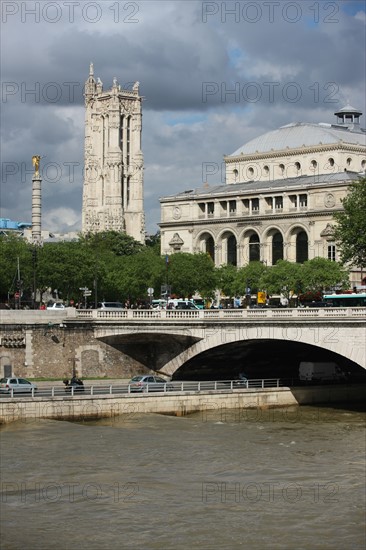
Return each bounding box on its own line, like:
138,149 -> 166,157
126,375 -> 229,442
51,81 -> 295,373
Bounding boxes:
160,106 -> 366,285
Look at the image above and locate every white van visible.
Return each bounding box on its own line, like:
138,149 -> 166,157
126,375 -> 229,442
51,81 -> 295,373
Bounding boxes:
299,362 -> 346,382
47,302 -> 65,310
98,302 -> 124,309
168,299 -> 199,310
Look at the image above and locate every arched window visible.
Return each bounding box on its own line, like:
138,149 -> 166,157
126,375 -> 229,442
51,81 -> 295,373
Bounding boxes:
296,231 -> 308,263
206,236 -> 215,262
272,232 -> 283,264
295,161 -> 301,171
233,169 -> 238,179
249,234 -> 260,262
227,235 -> 237,266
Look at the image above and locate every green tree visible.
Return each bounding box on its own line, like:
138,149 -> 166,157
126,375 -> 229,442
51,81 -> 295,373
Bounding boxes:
107,249 -> 165,302
145,232 -> 161,255
233,262 -> 268,295
0,234 -> 33,301
216,264 -> 238,298
301,257 -> 349,292
79,231 -> 144,256
333,177 -> 366,268
167,253 -> 217,298
261,260 -> 302,299
37,242 -> 96,301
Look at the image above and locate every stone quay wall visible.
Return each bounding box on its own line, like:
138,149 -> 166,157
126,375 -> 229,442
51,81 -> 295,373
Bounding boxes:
1,385 -> 364,424
0,318 -> 147,380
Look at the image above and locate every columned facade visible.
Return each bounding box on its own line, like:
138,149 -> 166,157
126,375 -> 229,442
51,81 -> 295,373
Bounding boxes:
82,64 -> 145,242
160,106 -> 366,285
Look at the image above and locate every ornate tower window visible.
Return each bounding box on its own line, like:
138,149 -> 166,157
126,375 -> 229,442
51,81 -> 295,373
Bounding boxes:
126,116 -> 131,166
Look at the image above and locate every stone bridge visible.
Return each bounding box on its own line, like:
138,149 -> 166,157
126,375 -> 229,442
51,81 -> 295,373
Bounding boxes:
1,308 -> 365,380
76,308 -> 366,378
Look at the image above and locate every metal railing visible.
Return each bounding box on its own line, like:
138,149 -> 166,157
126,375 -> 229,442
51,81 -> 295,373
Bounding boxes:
0,378 -> 285,399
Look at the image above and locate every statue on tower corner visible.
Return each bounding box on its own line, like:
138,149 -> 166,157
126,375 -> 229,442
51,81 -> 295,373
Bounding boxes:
32,155 -> 41,177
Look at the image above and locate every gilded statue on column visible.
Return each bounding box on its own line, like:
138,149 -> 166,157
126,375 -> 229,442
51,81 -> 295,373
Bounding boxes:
32,155 -> 41,177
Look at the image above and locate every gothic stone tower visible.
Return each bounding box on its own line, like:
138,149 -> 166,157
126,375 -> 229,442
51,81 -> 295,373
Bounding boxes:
82,63 -> 145,242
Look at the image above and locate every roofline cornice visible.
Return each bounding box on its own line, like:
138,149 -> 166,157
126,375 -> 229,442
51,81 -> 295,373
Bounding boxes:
159,208 -> 344,229
160,177 -> 355,203
225,142 -> 366,163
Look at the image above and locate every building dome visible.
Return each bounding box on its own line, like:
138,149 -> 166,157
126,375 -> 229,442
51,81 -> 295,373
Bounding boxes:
229,121 -> 365,157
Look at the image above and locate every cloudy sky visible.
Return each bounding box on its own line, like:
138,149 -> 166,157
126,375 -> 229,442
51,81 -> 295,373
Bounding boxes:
1,0 -> 365,235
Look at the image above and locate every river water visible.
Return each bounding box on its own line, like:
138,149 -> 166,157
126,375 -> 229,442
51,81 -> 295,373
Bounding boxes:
0,404 -> 365,550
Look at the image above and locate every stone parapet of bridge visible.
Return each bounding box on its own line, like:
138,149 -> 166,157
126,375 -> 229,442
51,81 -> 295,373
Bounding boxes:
1,307 -> 365,325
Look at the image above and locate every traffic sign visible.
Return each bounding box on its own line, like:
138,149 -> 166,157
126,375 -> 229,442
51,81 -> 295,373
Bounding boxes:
14,292 -> 20,299
83,291 -> 92,296
147,287 -> 154,296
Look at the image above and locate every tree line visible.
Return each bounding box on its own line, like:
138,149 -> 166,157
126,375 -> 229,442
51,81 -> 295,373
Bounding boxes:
1,177 -> 364,307
0,233 -> 349,306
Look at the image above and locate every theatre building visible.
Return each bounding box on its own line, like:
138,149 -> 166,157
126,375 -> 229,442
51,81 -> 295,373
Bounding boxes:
160,105 -> 366,284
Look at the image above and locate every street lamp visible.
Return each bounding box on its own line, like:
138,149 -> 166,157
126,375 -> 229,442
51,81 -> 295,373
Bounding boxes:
245,279 -> 251,308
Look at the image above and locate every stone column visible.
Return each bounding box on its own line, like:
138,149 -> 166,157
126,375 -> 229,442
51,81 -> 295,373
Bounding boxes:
31,156 -> 42,245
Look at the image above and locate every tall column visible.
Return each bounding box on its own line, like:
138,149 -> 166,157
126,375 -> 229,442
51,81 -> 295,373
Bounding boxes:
31,155 -> 42,245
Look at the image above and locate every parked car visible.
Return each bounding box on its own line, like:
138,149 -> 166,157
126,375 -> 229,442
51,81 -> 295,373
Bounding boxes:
0,377 -> 37,394
128,375 -> 173,392
47,302 -> 65,310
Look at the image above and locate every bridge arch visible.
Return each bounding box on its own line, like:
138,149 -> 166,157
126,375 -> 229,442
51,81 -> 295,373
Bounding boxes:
158,326 -> 365,379
93,314 -> 366,380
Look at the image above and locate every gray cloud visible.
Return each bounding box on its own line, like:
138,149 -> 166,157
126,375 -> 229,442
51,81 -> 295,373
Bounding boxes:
1,0 -> 365,235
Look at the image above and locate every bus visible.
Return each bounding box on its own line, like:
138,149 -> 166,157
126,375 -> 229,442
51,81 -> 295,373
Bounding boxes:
323,293 -> 366,307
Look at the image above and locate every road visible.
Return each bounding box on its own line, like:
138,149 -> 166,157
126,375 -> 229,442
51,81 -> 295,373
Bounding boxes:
0,378 -> 284,398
